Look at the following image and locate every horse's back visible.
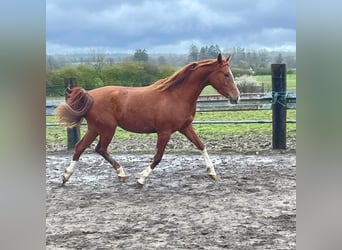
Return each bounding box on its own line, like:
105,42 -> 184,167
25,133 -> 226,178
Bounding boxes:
85,85 -> 159,132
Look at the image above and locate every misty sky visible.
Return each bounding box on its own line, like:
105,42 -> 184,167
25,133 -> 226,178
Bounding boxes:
46,0 -> 296,54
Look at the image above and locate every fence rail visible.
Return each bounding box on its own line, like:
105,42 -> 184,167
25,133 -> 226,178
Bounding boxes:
47,64 -> 294,150
46,92 -> 296,125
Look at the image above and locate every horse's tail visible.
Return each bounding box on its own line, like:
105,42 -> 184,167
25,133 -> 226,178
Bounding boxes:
55,87 -> 94,128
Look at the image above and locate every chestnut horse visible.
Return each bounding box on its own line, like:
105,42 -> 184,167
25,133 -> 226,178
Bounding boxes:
56,53 -> 240,186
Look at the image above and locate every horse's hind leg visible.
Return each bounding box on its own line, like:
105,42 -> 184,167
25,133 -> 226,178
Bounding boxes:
62,129 -> 98,184
95,128 -> 126,182
179,125 -> 217,181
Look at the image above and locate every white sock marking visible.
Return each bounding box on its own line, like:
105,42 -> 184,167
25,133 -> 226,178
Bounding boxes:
137,166 -> 152,185
63,160 -> 77,181
116,167 -> 126,177
201,148 -> 216,176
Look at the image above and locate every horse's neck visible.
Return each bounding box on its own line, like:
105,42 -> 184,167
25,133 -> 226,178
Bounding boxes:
173,69 -> 209,101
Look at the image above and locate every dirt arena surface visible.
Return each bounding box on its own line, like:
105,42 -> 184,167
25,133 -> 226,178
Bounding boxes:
46,151 -> 296,249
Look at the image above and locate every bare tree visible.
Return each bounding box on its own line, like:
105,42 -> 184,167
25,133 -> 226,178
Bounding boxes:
90,49 -> 106,74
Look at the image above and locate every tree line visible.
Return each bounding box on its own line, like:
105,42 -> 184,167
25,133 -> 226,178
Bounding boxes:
46,61 -> 178,96
46,45 -> 296,96
188,45 -> 296,70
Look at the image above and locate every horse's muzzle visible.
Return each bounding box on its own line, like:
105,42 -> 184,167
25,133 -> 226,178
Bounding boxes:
229,96 -> 240,104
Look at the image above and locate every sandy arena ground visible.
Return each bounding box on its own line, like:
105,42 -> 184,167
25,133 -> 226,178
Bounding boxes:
46,151 -> 296,249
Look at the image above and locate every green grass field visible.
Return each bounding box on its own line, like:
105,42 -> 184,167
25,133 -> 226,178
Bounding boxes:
254,74 -> 296,92
47,73 -> 296,151
46,110 -> 296,146
201,73 -> 296,95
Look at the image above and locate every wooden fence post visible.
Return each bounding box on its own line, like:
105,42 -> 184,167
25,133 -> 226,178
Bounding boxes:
64,78 -> 80,150
271,64 -> 287,150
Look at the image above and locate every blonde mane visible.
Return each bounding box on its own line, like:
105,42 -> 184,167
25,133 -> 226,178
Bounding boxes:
152,58 -> 218,91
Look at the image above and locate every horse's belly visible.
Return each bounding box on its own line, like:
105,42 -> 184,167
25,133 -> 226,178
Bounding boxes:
117,120 -> 156,134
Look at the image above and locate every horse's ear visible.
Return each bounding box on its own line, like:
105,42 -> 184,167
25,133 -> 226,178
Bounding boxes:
217,53 -> 223,65
226,55 -> 232,63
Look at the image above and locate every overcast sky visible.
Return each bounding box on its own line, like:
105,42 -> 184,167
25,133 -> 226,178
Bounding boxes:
46,0 -> 296,55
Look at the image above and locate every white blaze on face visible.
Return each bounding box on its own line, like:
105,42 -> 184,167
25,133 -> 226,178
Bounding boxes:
229,68 -> 236,83
229,67 -> 240,103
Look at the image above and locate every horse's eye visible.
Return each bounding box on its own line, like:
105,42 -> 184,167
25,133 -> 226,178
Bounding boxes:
224,73 -> 230,78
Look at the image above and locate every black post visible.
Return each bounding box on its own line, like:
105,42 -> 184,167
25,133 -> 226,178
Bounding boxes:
64,78 -> 80,150
272,64 -> 287,150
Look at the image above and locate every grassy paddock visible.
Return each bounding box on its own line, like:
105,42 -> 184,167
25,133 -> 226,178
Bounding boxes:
194,109 -> 296,135
47,73 -> 296,97
202,73 -> 296,95
46,110 -> 296,148
46,116 -> 158,144
255,74 -> 296,92
47,73 -> 296,152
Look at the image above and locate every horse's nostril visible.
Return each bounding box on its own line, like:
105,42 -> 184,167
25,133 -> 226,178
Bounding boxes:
230,96 -> 239,104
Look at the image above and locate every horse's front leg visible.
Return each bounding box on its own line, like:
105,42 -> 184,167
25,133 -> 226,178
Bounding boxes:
201,147 -> 218,181
137,132 -> 171,186
180,125 -> 218,181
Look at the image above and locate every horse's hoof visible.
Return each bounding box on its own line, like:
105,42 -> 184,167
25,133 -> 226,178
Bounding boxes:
208,174 -> 218,181
136,180 -> 144,189
61,175 -> 67,185
118,176 -> 126,182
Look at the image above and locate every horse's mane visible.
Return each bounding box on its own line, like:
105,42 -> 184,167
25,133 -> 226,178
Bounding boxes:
151,58 -> 217,91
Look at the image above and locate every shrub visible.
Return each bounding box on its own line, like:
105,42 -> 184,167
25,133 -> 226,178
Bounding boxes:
231,67 -> 254,77
235,75 -> 263,93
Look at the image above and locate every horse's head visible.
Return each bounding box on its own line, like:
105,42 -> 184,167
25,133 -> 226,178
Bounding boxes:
207,53 -> 240,104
